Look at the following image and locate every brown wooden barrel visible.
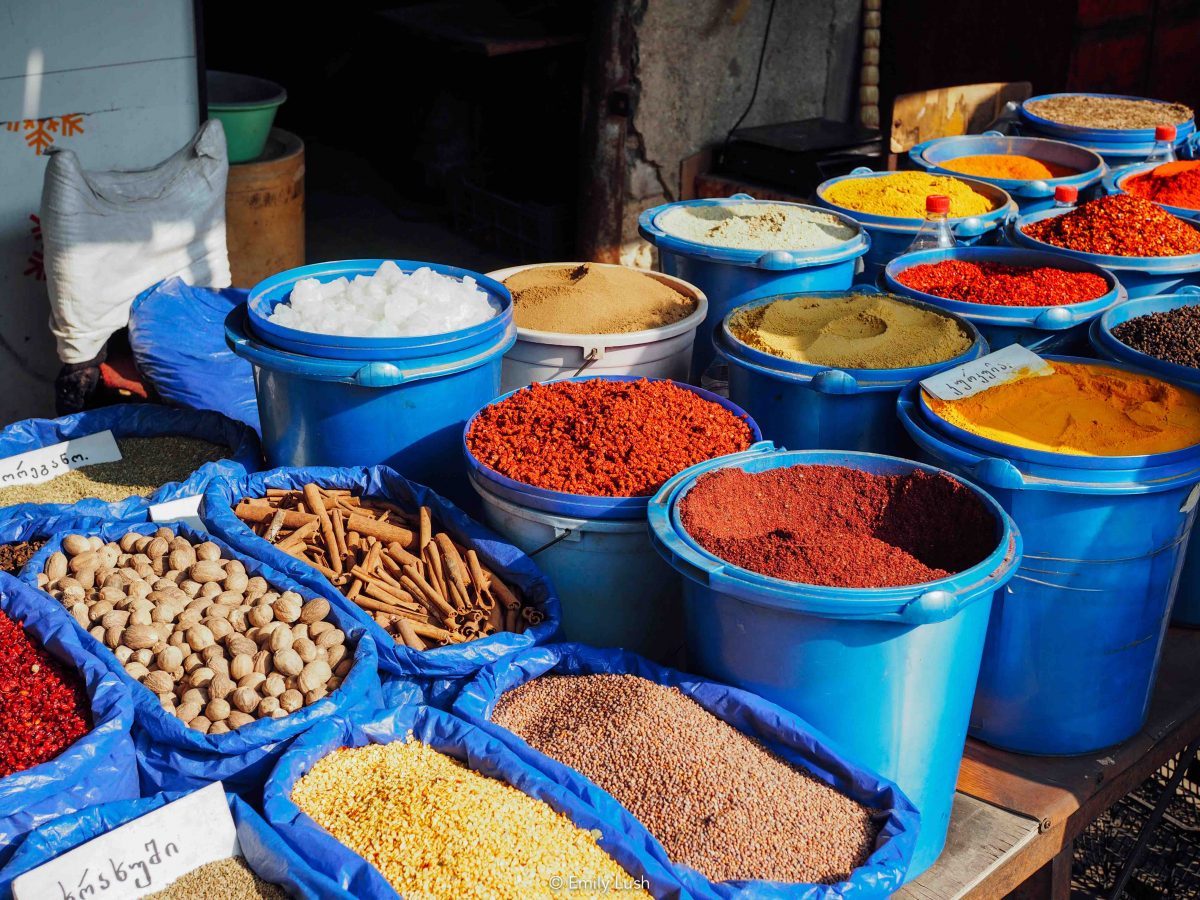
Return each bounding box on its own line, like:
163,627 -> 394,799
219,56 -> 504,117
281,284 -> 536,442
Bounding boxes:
225,128 -> 304,288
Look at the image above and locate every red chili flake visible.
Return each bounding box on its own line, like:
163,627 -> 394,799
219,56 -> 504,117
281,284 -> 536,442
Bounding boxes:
1124,161 -> 1200,211
679,464 -> 997,588
1022,194 -> 1200,257
466,379 -> 755,497
895,260 -> 1110,308
0,608 -> 90,778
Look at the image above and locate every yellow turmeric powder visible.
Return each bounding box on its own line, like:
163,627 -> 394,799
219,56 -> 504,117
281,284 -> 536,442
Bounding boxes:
924,360 -> 1200,456
941,154 -> 1078,181
822,172 -> 996,219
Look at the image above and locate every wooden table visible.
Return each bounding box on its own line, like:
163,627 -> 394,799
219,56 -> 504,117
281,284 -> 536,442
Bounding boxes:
899,627 -> 1200,899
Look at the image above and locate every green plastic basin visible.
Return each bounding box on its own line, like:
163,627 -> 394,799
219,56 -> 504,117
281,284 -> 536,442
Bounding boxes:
206,70 -> 287,163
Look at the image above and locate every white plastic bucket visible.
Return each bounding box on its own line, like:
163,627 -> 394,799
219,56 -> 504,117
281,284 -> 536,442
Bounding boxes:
487,262 -> 708,391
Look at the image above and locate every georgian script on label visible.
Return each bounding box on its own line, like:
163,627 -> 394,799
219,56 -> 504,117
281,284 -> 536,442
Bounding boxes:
920,344 -> 1053,402
13,782 -> 240,900
0,431 -> 122,487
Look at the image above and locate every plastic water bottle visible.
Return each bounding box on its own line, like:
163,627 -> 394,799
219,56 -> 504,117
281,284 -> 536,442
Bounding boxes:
907,195 -> 955,253
1054,185 -> 1078,209
1147,125 -> 1178,165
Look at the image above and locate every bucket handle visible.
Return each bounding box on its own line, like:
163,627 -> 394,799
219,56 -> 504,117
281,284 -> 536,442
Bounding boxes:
809,370 -> 860,394
898,589 -> 961,625
1012,180 -> 1053,199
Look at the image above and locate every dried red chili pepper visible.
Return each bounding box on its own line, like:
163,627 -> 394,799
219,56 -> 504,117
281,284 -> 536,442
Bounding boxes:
1124,161 -> 1200,211
0,609 -> 90,778
1022,194 -> 1200,257
466,379 -> 754,497
895,260 -> 1109,308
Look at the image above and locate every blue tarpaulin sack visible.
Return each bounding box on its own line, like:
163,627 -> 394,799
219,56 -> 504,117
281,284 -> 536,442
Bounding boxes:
202,465 -> 561,681
22,521 -> 383,799
0,573 -> 139,867
453,643 -> 920,900
262,691 -> 689,899
0,403 -> 262,526
128,278 -> 260,433
0,790 -> 349,899
0,513 -> 108,577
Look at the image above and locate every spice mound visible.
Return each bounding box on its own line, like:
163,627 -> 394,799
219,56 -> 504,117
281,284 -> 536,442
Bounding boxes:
729,293 -> 972,369
466,378 -> 754,497
291,738 -> 650,899
1113,305 -> 1200,369
895,260 -> 1110,308
506,263 -> 697,335
42,528 -> 353,733
145,857 -> 285,900
1022,195 -> 1200,257
0,436 -> 227,507
822,171 -> 995,219
680,465 -> 996,588
0,607 -> 90,778
924,360 -> 1200,456
1025,95 -> 1193,131
656,202 -> 856,251
233,484 -> 540,650
0,539 -> 45,575
494,673 -> 879,884
1124,161 -> 1200,211
941,154 -> 1077,181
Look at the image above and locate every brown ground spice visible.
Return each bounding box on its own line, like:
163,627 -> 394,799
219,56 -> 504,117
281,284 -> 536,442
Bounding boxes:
0,540 -> 44,574
1025,95 -> 1192,130
505,263 -> 697,335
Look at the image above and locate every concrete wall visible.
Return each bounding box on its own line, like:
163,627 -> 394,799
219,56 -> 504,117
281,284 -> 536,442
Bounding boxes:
622,0 -> 861,265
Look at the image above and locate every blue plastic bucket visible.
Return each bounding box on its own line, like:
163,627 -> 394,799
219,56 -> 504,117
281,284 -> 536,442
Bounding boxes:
815,168 -> 1016,285
226,281 -> 514,508
638,195 -> 870,382
1103,162 -> 1200,224
717,288 -> 986,455
883,245 -> 1125,354
1090,289 -> 1200,627
897,357 -> 1200,756
648,444 -> 1021,878
909,133 -> 1106,212
1011,206 -> 1200,298
465,376 -> 761,661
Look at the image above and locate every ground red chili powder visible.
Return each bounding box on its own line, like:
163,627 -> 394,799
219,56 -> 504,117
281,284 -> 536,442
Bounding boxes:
466,379 -> 755,497
679,465 -> 997,588
895,260 -> 1110,308
1022,194 -> 1200,257
1124,161 -> 1200,211
0,609 -> 90,778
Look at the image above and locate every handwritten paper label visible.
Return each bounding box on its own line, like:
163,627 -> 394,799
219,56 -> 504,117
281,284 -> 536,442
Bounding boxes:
13,782 -> 240,900
0,431 -> 121,487
148,495 -> 205,533
920,345 -> 1053,402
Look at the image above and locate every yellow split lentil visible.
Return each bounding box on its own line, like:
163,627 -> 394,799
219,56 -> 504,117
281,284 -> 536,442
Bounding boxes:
291,738 -> 652,899
823,171 -> 996,219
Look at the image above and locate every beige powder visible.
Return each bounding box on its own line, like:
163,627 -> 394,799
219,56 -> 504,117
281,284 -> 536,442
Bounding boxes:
656,202 -> 856,251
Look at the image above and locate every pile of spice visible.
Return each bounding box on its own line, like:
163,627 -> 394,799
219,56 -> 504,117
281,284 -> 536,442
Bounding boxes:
0,539 -> 45,574
466,379 -> 754,497
145,858 -> 285,900
940,154 -> 1077,181
493,673 -> 878,884
291,738 -> 650,898
924,360 -> 1200,456
679,465 -> 996,588
728,293 -> 972,368
0,607 -> 91,778
1025,95 -> 1192,131
234,484 -> 539,649
656,202 -> 856,251
505,263 -> 697,335
1022,195 -> 1200,257
0,436 -> 227,507
1112,305 -> 1200,369
1124,160 -> 1200,211
895,260 -> 1110,308
822,171 -> 995,219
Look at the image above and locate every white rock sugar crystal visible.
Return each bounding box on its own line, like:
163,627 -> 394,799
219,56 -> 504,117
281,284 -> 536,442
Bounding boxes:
268,262 -> 498,337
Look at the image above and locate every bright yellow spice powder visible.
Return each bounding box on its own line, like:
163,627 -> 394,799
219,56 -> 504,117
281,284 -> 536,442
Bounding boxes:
823,172 -> 996,219
291,739 -> 651,900
924,360 -> 1200,456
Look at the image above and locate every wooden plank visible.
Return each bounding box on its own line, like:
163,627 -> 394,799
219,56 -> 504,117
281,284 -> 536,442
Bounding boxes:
888,82 -> 1031,154
678,149 -> 712,202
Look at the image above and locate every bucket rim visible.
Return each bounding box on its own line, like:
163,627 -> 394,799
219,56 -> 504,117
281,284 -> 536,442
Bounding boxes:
647,444 -> 1021,621
882,245 -> 1125,328
636,196 -> 871,269
205,70 -> 288,109
716,287 -> 988,389
1092,291 -> 1200,387
1019,92 -> 1197,143
909,134 -> 1107,191
462,376 -> 763,520
484,262 -> 710,348
1012,207 -> 1200,271
814,169 -> 1016,229
1104,163 -> 1200,221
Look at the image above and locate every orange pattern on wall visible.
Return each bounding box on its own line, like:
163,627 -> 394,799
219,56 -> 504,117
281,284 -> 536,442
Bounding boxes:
4,113 -> 86,155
